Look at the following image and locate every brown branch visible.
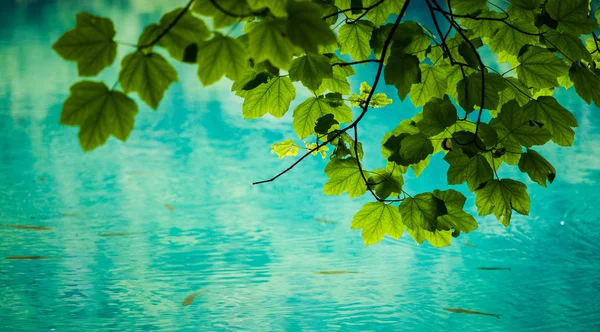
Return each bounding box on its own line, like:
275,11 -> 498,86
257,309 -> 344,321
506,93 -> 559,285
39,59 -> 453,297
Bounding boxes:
208,0 -> 267,18
138,0 -> 194,49
253,0 -> 413,186
332,59 -> 379,67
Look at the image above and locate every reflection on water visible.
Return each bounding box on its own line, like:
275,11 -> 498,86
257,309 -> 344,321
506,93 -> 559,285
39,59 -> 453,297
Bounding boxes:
1,1 -> 600,331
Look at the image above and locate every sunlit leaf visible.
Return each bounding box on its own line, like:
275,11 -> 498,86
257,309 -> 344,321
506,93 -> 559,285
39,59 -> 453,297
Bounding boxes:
324,158 -> 369,198
522,96 -> 577,147
409,64 -> 448,107
197,34 -> 248,86
546,0 -> 598,35
444,152 -> 494,192
399,192 -> 448,232
518,149 -> 556,187
516,46 -> 569,89
289,53 -> 333,91
475,179 -> 530,227
270,139 -> 299,158
242,76 -> 296,118
286,1 -> 337,53
293,97 -> 352,139
351,202 -> 404,245
339,20 -> 375,61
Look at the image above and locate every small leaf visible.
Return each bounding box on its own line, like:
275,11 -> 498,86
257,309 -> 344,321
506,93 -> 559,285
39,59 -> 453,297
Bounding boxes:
270,139 -> 299,158
293,97 -> 352,139
314,114 -> 339,135
367,165 -> 404,199
475,179 -> 530,227
242,76 -> 296,119
417,96 -> 457,137
399,192 -> 448,232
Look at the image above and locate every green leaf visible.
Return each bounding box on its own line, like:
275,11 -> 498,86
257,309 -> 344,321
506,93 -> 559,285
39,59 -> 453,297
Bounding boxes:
324,158 -> 369,198
197,34 -> 248,86
409,64 -> 448,107
399,133 -> 434,165
192,0 -> 250,28
569,62 -> 600,107
444,152 -> 494,192
460,9 -> 504,38
316,56 -> 356,95
292,97 -> 352,139
491,100 -> 552,147
367,165 -> 404,199
475,179 -> 530,227
546,0 -> 598,35
247,0 -> 288,17
351,202 -> 404,245
384,53 -> 421,101
242,76 -> 296,119
508,0 -> 541,10
518,149 -> 556,187
522,96 -> 578,146
339,20 -> 375,61
60,81 -> 138,151
517,46 -> 568,89
458,42 -> 481,69
118,52 -> 178,110
434,189 -> 478,233
248,19 -> 295,70
457,72 -> 507,113
139,8 -> 210,62
52,13 -> 117,76
450,0 -> 487,15
488,20 -> 538,56
270,139 -> 299,158
315,114 -> 339,135
364,0 -> 395,25
543,31 -> 592,63
289,53 -> 333,91
370,93 -> 393,108
399,193 -> 448,232
417,96 -> 457,137
286,1 -> 337,53
497,77 -> 532,111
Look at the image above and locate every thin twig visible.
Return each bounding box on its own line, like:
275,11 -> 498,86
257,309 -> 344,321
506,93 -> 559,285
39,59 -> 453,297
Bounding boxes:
138,0 -> 194,49
253,0 -> 413,186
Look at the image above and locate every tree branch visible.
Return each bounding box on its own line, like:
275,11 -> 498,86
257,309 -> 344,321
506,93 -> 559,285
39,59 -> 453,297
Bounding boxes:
322,0 -> 386,21
253,0 -> 413,186
138,0 -> 194,49
332,59 -> 379,67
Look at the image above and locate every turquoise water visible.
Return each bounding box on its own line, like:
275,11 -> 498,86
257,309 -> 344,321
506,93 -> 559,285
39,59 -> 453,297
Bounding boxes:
1,1 -> 600,331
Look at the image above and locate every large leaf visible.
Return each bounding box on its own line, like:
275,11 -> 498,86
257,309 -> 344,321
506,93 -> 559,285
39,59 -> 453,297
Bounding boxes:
52,13 -> 117,76
516,46 -> 568,89
197,34 -> 248,86
522,96 -> 578,146
409,64 -> 448,107
399,192 -> 448,232
475,179 -> 530,227
60,81 -> 138,151
518,149 -> 556,187
444,152 -> 494,192
286,1 -> 337,53
324,158 -> 369,198
450,0 -> 487,15
248,19 -> 295,70
247,0 -> 288,17
339,20 -> 375,61
351,202 -> 404,245
488,20 -> 538,56
457,72 -> 507,113
289,53 -> 333,91
546,0 -> 598,35
192,0 -> 250,28
417,96 -> 457,137
242,76 -> 296,118
569,62 -> 600,107
292,97 -> 352,139
118,52 -> 178,110
384,52 -> 421,101
491,100 -> 552,147
367,165 -> 404,199
543,31 -> 592,63
139,8 -> 210,62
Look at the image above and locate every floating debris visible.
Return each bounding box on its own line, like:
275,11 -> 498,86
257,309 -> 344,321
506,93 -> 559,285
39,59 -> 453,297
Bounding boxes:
181,290 -> 206,306
313,218 -> 338,224
1,224 -> 53,231
38,177 -> 46,182
5,256 -> 50,260
476,267 -> 511,271
165,204 -> 174,211
313,271 -> 359,275
99,232 -> 147,237
443,308 -> 500,318
60,212 -> 82,217
463,241 -> 477,247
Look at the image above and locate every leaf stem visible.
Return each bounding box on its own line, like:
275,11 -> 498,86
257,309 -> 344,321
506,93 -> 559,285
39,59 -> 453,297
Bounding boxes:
138,0 -> 194,50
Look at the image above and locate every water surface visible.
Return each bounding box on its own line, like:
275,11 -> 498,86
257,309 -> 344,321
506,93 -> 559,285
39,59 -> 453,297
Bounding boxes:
1,1 -> 599,331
